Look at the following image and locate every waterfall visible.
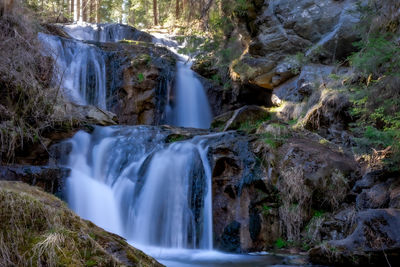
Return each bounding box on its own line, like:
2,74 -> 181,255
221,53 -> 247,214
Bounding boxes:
167,61 -> 213,129
63,126 -> 213,250
39,33 -> 107,109
152,33 -> 213,129
61,23 -> 150,43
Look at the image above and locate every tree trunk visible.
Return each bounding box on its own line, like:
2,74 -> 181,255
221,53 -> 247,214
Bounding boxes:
128,7 -> 135,26
82,0 -> 87,22
70,0 -> 74,21
89,0 -> 95,22
175,0 -> 180,18
153,0 -> 158,25
96,0 -> 100,23
1,0 -> 14,16
76,0 -> 80,21
200,0 -> 214,29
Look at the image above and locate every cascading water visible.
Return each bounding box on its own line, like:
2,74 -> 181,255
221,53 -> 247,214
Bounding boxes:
152,34 -> 213,129
61,23 -> 151,43
39,33 -> 107,109
167,61 -> 213,129
50,23 -> 287,266
63,126 -> 213,250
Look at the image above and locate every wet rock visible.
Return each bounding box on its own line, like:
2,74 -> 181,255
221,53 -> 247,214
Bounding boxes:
207,130 -> 270,252
47,25 -> 176,126
0,165 -> 69,194
95,41 -> 176,125
219,221 -> 241,252
309,209 -> 400,266
211,105 -> 269,131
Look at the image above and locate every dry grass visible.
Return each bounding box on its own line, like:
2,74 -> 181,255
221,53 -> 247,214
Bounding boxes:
277,165 -> 349,242
277,166 -> 312,242
0,181 -> 161,267
0,4 -> 74,163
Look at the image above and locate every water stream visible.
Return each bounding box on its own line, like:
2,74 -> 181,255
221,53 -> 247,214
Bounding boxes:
64,126 -> 213,249
48,23 -> 298,266
39,32 -> 107,108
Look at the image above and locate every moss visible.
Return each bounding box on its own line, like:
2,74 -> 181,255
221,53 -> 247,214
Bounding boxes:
166,134 -> 188,143
275,238 -> 288,249
0,181 -> 162,267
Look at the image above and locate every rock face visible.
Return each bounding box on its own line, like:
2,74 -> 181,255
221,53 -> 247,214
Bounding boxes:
0,165 -> 69,194
233,0 -> 360,89
207,131 -> 264,252
309,209 -> 400,266
97,41 -> 176,125
0,181 -> 162,267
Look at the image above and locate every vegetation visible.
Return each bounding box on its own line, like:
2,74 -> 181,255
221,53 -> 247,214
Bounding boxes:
274,238 -> 288,249
0,3 -> 67,163
346,0 -> 400,169
0,181 -> 160,267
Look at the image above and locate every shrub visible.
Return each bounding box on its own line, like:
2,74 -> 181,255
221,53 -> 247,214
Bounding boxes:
275,238 -> 288,249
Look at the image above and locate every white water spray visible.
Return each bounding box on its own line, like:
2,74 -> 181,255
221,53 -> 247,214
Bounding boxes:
64,127 -> 214,250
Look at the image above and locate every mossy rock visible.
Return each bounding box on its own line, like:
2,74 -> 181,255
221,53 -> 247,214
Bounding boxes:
0,181 -> 163,267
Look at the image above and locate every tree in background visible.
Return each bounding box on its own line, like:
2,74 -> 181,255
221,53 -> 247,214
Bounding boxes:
21,0 -> 247,33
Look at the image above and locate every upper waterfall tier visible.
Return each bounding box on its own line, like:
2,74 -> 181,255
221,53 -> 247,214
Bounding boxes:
39,27 -> 176,124
39,33 -> 108,108
60,23 -> 153,43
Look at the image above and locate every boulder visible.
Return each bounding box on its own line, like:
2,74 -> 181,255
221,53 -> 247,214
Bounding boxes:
309,209 -> 400,266
53,102 -> 118,126
273,64 -> 337,103
303,90 -> 352,132
274,136 -> 359,241
353,170 -> 400,210
356,182 -> 391,210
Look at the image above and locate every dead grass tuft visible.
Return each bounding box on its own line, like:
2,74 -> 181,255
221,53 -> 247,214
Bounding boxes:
277,166 -> 312,242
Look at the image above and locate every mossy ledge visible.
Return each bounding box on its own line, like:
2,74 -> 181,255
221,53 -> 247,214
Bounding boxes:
0,181 -> 163,267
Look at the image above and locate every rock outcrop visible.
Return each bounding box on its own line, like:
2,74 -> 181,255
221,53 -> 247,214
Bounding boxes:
309,209 -> 400,266
233,0 -> 360,89
0,165 -> 69,194
98,41 -> 176,125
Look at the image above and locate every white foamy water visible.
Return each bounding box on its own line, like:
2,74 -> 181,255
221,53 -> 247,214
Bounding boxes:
64,127 -> 213,250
